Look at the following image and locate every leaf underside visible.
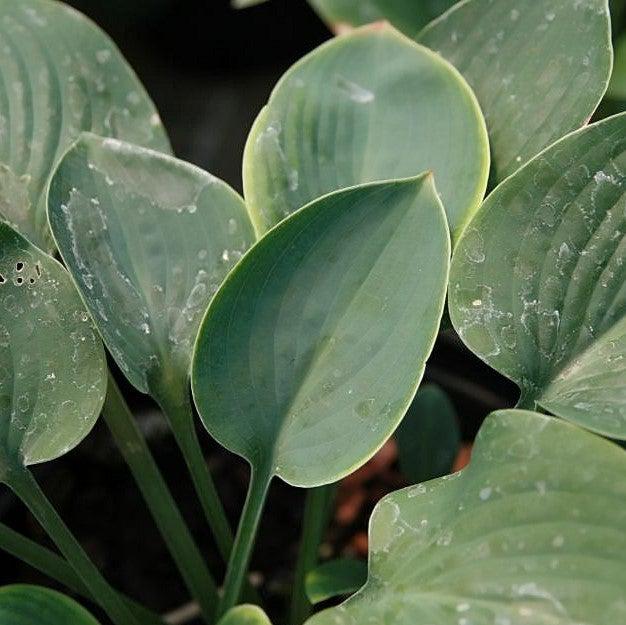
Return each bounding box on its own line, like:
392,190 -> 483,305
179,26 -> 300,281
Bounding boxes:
450,113 -> 626,439
307,410 -> 626,625
192,176 -> 450,487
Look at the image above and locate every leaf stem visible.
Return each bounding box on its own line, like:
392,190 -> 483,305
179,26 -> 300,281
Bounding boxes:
217,465 -> 272,618
4,466 -> 140,625
516,387 -> 539,411
103,373 -> 218,622
156,387 -> 234,563
0,522 -> 164,625
289,485 -> 337,625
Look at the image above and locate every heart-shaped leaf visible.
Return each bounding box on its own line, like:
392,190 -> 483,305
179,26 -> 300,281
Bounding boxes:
307,0 -> 457,36
419,0 -> 612,183
192,175 -> 450,488
0,223 -> 106,479
218,605 -> 272,625
305,559 -> 367,604
0,585 -> 100,625
243,24 -> 489,240
48,133 -> 255,403
0,0 -> 171,252
395,383 -> 460,484
307,410 -> 626,625
449,113 -> 626,439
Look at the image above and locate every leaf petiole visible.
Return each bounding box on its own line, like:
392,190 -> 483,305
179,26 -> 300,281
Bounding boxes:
0,522 -> 164,625
103,373 -> 219,621
4,466 -> 140,625
217,465 -> 272,618
289,485 -> 336,625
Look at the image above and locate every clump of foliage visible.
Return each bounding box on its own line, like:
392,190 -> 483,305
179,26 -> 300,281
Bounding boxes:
0,0 -> 625,624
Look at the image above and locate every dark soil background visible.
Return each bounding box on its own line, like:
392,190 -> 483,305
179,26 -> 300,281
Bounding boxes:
0,1 -> 519,623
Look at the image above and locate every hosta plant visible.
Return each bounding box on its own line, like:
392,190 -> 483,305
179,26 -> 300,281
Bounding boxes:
0,0 -> 625,624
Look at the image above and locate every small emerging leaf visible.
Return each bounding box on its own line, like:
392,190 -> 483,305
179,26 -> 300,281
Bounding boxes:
192,176 -> 450,487
0,0 -> 171,252
395,383 -> 460,484
231,0 -> 269,7
0,223 -> 106,478
419,0 -> 613,182
307,410 -> 626,625
307,0 -> 457,35
218,605 -> 272,625
243,24 -> 489,240
0,586 -> 100,625
48,134 -> 255,404
305,559 -> 367,604
450,113 -> 626,439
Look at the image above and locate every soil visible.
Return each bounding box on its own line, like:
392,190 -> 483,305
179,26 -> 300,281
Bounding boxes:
0,1 -> 519,622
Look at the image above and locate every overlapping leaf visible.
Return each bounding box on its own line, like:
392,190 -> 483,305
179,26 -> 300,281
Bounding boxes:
0,586 -> 100,625
450,113 -> 626,439
0,223 -> 106,477
48,134 -> 254,402
0,0 -> 171,252
307,410 -> 626,625
243,24 -> 489,239
419,0 -> 612,182
192,175 -> 450,487
307,0 -> 457,36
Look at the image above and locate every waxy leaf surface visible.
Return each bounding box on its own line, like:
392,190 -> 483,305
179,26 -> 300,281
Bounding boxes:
0,0 -> 171,252
0,586 -> 100,625
395,383 -> 460,484
48,134 -> 255,400
307,410 -> 626,625
450,113 -> 626,439
308,0 -> 457,35
243,25 -> 488,239
192,176 -> 450,487
0,224 -> 106,477
419,0 -> 612,182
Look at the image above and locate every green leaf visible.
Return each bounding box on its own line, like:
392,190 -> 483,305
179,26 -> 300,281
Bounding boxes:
307,410 -> 626,625
48,133 -> 255,403
192,176 -> 450,487
305,559 -> 367,604
608,32 -> 626,99
0,585 -> 100,625
449,112 -> 626,439
217,605 -> 272,625
231,0 -> 269,7
0,0 -> 171,253
419,0 -> 613,183
395,383 -> 460,484
243,24 -> 489,240
0,223 -> 106,478
307,0 -> 457,35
